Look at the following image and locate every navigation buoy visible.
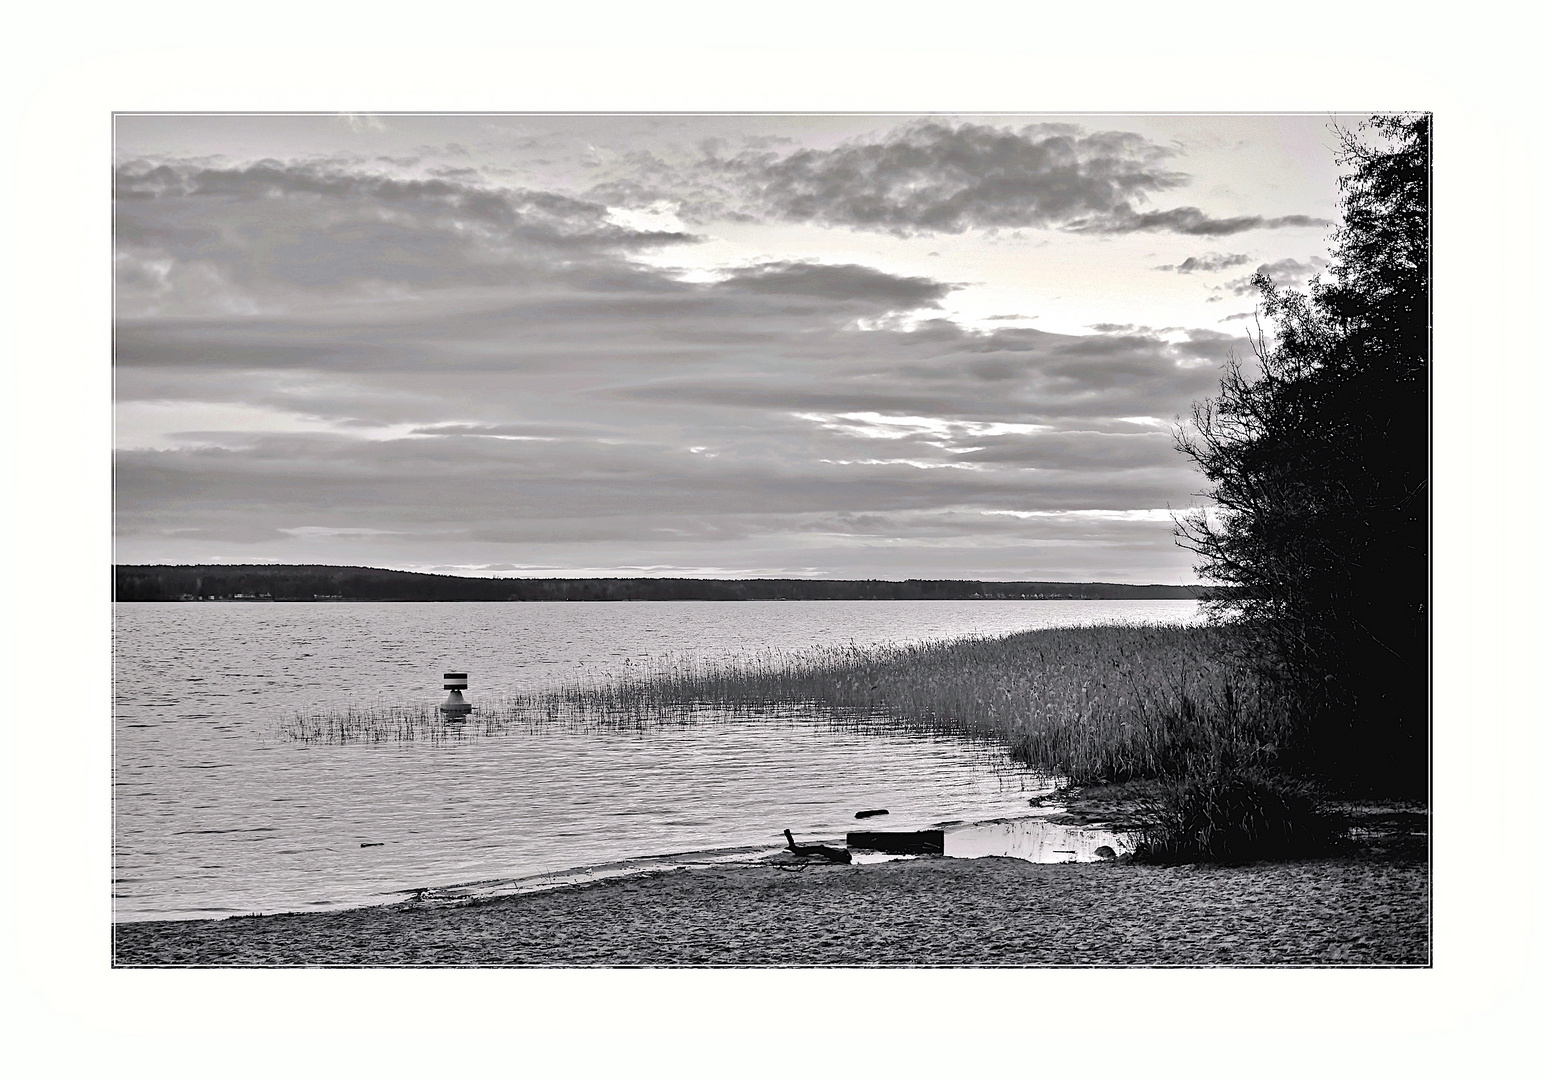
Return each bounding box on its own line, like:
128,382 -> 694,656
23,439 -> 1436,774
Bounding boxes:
440,672 -> 471,720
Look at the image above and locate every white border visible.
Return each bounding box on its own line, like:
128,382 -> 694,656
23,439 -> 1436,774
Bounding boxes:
5,4 -> 1539,1075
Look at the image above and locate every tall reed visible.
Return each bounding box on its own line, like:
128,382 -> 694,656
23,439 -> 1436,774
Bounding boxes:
285,624 -> 1290,781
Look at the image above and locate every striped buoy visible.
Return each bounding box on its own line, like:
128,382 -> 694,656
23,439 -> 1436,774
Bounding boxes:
440,672 -> 471,719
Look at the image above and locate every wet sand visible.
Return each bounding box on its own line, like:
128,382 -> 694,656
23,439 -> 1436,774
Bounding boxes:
114,809 -> 1428,967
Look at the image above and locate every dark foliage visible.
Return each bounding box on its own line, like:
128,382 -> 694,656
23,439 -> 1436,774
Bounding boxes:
1135,766 -> 1336,865
1176,115 -> 1430,795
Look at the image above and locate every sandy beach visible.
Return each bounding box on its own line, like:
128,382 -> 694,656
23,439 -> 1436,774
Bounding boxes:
113,806 -> 1427,967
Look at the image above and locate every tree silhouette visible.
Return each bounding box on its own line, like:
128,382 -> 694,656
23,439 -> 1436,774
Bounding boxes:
1177,115 -> 1430,794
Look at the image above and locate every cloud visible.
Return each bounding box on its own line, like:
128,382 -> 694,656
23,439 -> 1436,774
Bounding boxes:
1085,207 -> 1328,237
591,119 -> 1328,239
116,425 -> 1197,530
407,422 -> 569,440
793,412 -> 1050,442
1154,252 -> 1252,273
340,113 -> 387,134
114,159 -> 701,317
1221,256 -> 1329,295
113,149 -> 1237,581
983,508 -> 1175,522
114,156 -> 966,333
715,261 -> 953,309
117,290 -> 1230,577
715,121 -> 1185,235
610,319 -> 1237,425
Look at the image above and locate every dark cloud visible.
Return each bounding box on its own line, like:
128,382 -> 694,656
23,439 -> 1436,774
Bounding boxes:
715,261 -> 952,309
1154,252 -> 1252,273
591,120 -> 1329,239
704,121 -> 1186,235
1086,207 -> 1328,237
116,271 -> 959,383
114,159 -> 701,317
612,320 -> 1237,425
1172,329 -> 1245,364
115,155 -> 961,334
116,160 -> 682,252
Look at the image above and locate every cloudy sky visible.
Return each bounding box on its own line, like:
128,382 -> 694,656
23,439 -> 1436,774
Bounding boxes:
114,113 -> 1355,582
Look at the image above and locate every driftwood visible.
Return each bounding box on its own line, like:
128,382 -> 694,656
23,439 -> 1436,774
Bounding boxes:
783,829 -> 853,864
854,809 -> 889,820
847,829 -> 945,855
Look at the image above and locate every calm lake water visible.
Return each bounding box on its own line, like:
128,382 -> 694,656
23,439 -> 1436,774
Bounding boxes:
113,599 -> 1200,921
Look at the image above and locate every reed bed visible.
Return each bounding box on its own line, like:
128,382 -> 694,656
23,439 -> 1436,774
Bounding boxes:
651,625 -> 1283,784
282,694 -> 917,744
281,699 -> 692,744
283,624 -> 1289,785
281,702 -> 484,744
281,623 -> 1326,861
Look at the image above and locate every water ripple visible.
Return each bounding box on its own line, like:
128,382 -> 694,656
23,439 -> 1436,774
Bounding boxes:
114,599 -> 1197,921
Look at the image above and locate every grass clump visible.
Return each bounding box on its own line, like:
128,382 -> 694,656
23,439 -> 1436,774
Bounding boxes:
1134,764 -> 1335,864
282,703 -> 469,744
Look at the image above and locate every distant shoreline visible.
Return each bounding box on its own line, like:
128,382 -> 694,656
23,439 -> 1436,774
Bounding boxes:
115,564 -> 1215,603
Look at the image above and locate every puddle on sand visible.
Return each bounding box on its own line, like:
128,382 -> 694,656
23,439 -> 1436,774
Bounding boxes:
843,813 -> 1135,866
943,815 -> 1134,862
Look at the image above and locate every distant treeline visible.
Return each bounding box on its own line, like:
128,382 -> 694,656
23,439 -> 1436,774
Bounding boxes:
114,564 -> 1213,603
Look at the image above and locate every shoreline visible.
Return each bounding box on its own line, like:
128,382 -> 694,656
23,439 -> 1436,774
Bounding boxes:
109,801 -> 1110,926
114,565 -> 1211,604
113,797 -> 1428,967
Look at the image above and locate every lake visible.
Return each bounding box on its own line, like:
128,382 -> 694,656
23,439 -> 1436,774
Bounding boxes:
113,599 -> 1200,921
